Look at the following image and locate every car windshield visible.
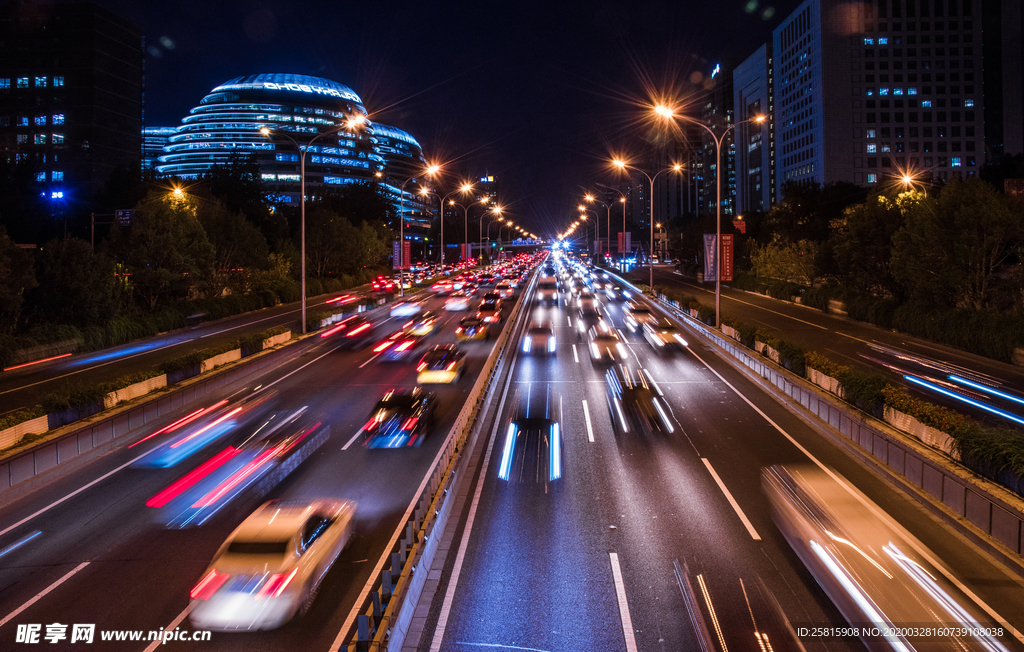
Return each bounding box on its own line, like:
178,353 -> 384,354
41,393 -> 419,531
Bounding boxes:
529,327 -> 552,336
481,301 -> 499,310
228,540 -> 290,555
630,307 -> 651,315
375,395 -> 418,411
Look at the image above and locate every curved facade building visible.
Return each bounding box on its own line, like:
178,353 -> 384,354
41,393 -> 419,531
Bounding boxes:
156,74 -> 427,211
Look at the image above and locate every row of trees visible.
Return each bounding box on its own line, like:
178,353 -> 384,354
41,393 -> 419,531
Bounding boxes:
0,157 -> 398,335
669,176 -> 1024,314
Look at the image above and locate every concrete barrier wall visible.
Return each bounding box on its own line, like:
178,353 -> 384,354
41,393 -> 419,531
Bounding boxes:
661,299 -> 1024,562
0,341 -> 306,497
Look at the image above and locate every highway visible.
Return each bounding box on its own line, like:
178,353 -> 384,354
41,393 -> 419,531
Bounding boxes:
417,262 -> 1024,652
0,275 -> 526,651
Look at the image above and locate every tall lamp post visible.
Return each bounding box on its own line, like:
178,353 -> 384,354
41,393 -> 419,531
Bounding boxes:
261,116 -> 365,333
577,205 -> 598,257
596,183 -> 628,259
421,183 -> 473,270
655,105 -> 765,328
451,197 -> 489,263
480,205 -> 503,262
380,166 -> 440,296
584,194 -> 611,260
501,220 -> 516,243
612,160 -> 682,292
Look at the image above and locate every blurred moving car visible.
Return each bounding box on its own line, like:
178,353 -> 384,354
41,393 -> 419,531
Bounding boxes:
495,281 -> 514,299
188,499 -> 356,631
763,464 -> 1014,652
372,330 -> 426,361
404,311 -> 439,337
371,276 -> 394,293
605,365 -> 674,437
390,300 -> 424,317
477,292 -> 503,323
642,319 -> 688,351
623,301 -> 657,333
431,279 -> 454,295
497,417 -> 562,484
576,303 -> 603,340
445,290 -> 472,311
361,387 -> 437,448
522,322 -> 556,357
536,277 -> 559,304
416,344 -> 467,384
456,316 -> 488,341
588,324 -> 627,365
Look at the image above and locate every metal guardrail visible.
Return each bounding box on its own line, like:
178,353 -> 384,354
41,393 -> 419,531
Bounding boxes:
348,270 -> 539,652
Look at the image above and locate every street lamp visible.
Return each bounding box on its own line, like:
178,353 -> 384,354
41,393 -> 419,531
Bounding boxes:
378,165 -> 440,296
421,183 -> 473,270
487,217 -> 506,245
596,183 -> 629,259
501,220 -> 516,243
260,115 -> 365,333
450,197 -> 489,263
900,173 -> 928,197
584,194 -> 611,260
577,205 -> 598,256
612,159 -> 683,292
480,205 -> 503,261
654,105 -> 766,328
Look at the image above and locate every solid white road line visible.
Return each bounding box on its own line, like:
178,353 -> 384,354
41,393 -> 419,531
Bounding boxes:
0,561 -> 90,628
200,308 -> 297,338
701,458 -> 762,541
429,343 -> 523,652
341,430 -> 363,451
582,400 -> 594,442
567,315 -> 572,327
684,344 -> 1024,643
572,344 -> 579,363
608,552 -> 639,652
141,602 -> 197,652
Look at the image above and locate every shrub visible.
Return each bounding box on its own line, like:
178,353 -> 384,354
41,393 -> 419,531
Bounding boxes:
834,368 -> 888,418
804,350 -> 850,378
160,351 -> 207,375
802,285 -> 843,313
881,384 -> 974,439
0,406 -> 47,432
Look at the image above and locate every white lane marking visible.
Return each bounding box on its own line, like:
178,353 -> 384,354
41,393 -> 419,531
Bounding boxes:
701,458 -> 762,541
684,344 -> 1024,643
141,602 -> 197,652
358,351 -> 383,369
582,400 -> 594,442
567,315 -> 572,327
256,341 -> 342,394
341,430 -> 363,451
572,344 -> 579,363
608,552 -> 639,652
200,308 -> 297,338
0,561 -> 90,628
429,337 -> 523,652
455,644 -> 552,652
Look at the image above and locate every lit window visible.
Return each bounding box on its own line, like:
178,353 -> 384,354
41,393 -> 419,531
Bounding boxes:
52,113 -> 64,124
864,38 -> 875,45
879,88 -> 889,95
866,89 -> 875,96
53,76 -> 64,87
881,144 -> 891,152
894,87 -> 904,95
261,173 -> 276,181
922,100 -> 932,107
17,116 -> 28,126
964,99 -> 974,107
0,79 -> 9,89
866,143 -> 876,153
17,77 -> 28,88
34,134 -> 47,145
53,171 -> 63,181
34,115 -> 47,125
17,134 -> 27,144
52,133 -> 64,144
909,87 -> 918,95
951,157 -> 962,167
35,76 -> 47,87
866,129 -> 876,138
36,172 -> 46,182
868,173 -> 878,183
51,191 -> 63,199
879,37 -> 889,45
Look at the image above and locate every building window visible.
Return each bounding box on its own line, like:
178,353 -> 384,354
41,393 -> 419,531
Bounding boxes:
964,99 -> 974,108
866,129 -> 876,138
867,143 -> 877,153
0,78 -> 9,89
880,88 -> 890,95
879,37 -> 889,44
894,87 -> 904,95
922,100 -> 932,108
36,172 -> 46,182
17,77 -> 28,88
868,173 -> 878,183
34,76 -> 47,87
0,117 -> 7,126
881,144 -> 892,153
17,116 -> 28,126
864,37 -> 875,45
53,76 -> 64,87
52,171 -> 63,181
16,134 -> 27,144
34,115 -> 47,126
52,114 -> 64,124
34,134 -> 47,145
52,133 -> 64,144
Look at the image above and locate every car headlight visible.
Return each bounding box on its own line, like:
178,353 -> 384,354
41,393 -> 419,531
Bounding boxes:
616,343 -> 627,356
523,338 -> 531,353
590,343 -> 600,358
548,336 -> 557,352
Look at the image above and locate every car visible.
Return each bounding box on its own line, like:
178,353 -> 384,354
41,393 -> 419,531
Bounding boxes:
605,365 -> 674,437
361,387 -> 437,448
445,290 -> 472,311
404,311 -> 440,337
588,325 -> 628,365
372,330 -> 426,361
642,319 -> 688,351
522,322 -> 556,357
455,316 -> 488,341
495,282 -> 514,299
623,301 -> 657,333
188,499 -> 356,631
477,293 -> 503,323
536,277 -> 559,304
371,276 -> 394,293
416,344 -> 467,384
496,417 -> 563,483
390,299 -> 424,317
576,303 -> 603,339
431,279 -> 454,295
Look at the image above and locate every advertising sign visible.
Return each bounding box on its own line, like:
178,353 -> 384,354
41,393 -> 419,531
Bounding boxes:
721,234 -> 734,282
402,241 -> 411,270
703,234 -> 717,282
617,232 -> 632,255
392,240 -> 402,270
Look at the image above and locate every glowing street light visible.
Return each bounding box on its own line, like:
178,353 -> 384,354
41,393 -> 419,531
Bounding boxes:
450,196 -> 489,263
612,159 -> 683,291
421,183 -> 473,269
378,165 -> 440,295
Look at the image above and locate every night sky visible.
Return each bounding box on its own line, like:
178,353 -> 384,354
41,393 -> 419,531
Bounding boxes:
99,0 -> 804,236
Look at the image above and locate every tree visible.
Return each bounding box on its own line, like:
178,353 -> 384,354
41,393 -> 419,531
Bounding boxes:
891,178 -> 1024,309
202,154 -> 288,249
0,225 -> 37,333
197,200 -> 269,297
766,181 -> 865,244
26,237 -> 118,326
829,193 -> 909,299
749,235 -> 819,285
107,191 -> 215,309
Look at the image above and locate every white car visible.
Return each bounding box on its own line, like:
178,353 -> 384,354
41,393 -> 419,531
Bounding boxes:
445,290 -> 472,311
189,499 -> 356,631
522,322 -> 556,357
495,282 -> 514,299
390,300 -> 424,317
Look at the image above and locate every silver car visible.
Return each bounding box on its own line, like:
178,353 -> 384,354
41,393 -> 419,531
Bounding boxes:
522,321 -> 556,357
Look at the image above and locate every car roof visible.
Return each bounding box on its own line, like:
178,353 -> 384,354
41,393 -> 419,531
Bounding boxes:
233,503 -> 316,542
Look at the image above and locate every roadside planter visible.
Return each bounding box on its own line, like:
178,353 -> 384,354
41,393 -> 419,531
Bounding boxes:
0,414 -> 49,449
262,330 -> 290,350
722,324 -> 741,342
807,367 -> 844,398
201,349 -> 241,373
883,405 -> 958,458
103,374 -> 167,409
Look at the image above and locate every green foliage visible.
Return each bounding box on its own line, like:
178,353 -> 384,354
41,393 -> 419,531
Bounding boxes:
750,237 -> 819,286
834,368 -> 889,417
890,303 -> 1024,363
159,351 -> 207,375
804,350 -> 849,378
0,406 -> 47,432
0,224 -> 38,333
830,195 -> 906,299
27,237 -> 119,327
238,326 -> 290,354
802,284 -> 843,313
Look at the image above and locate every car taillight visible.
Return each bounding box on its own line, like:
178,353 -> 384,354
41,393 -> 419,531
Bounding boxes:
347,323 -> 371,337
362,418 -> 380,431
255,568 -> 298,600
455,327 -> 463,334
446,361 -> 458,371
191,568 -> 230,600
401,417 -> 418,431
373,341 -> 393,353
416,362 -> 427,372
394,340 -> 415,352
